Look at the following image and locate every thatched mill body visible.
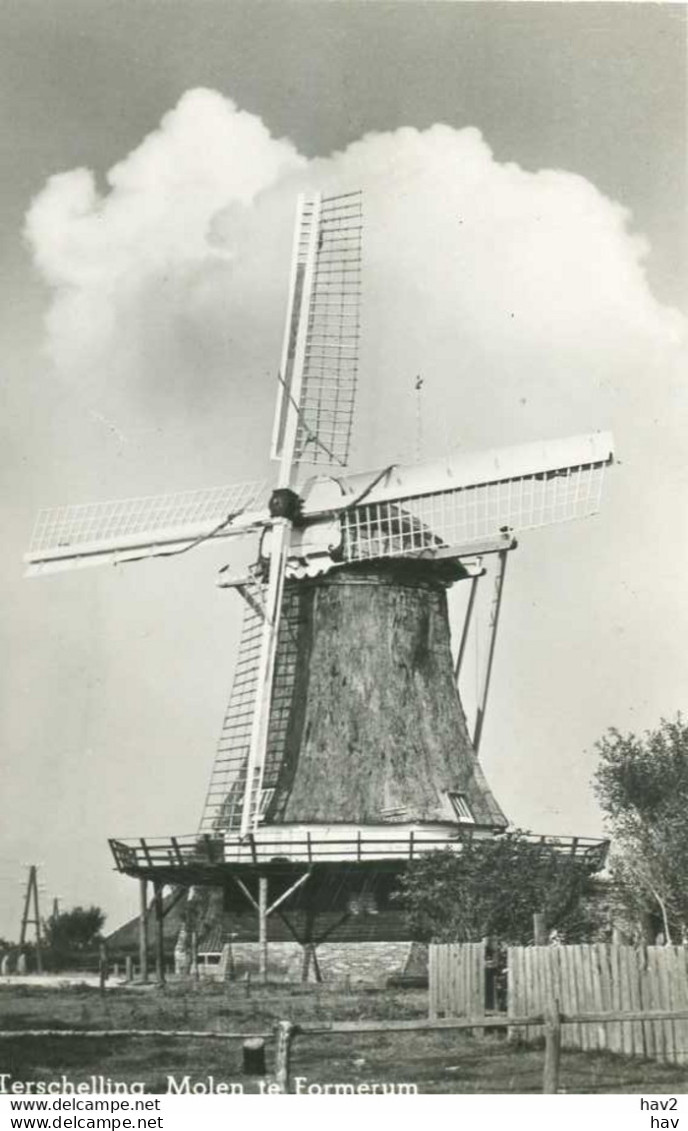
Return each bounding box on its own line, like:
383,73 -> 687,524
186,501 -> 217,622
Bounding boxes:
26,191 -> 613,981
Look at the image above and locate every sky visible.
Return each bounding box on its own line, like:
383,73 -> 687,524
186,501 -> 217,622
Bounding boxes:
1,0 -> 686,941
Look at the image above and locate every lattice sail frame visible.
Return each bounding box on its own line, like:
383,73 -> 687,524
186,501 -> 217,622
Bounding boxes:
199,585 -> 302,835
25,480 -> 268,576
340,449 -> 610,562
271,191 -> 362,469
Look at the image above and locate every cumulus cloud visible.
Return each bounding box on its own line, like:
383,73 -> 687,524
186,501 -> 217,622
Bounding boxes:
25,86 -> 685,467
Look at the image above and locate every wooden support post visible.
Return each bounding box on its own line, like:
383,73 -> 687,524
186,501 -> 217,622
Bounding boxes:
191,930 -> 199,981
533,912 -> 548,946
258,876 -> 269,983
153,883 -> 165,987
138,879 -> 149,984
542,999 -> 562,1094
274,1020 -> 295,1093
125,956 -> 133,982
473,548 -> 509,754
301,944 -> 312,984
454,572 -> 480,683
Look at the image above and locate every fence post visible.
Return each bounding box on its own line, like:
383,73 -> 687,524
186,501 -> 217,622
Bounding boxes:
125,956 -> 133,982
542,998 -> 562,1094
242,1038 -> 266,1076
274,1020 -> 295,1093
98,943 -> 108,995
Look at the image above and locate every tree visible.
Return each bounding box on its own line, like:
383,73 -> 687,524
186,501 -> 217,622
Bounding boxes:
593,716 -> 688,943
396,831 -> 601,944
43,906 -> 105,955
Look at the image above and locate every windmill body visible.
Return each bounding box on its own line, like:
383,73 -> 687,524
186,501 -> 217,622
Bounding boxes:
25,191 -> 614,976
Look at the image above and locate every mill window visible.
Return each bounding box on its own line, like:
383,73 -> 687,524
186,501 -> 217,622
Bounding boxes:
447,792 -> 475,824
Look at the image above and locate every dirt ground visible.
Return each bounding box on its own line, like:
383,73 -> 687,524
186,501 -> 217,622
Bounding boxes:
1,981 -> 687,1095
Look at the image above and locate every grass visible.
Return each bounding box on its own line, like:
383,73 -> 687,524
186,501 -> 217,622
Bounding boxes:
1,982 -> 688,1095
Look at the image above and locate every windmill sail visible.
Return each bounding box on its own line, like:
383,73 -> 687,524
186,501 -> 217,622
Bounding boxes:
24,480 -> 268,576
336,432 -> 614,562
271,190 -> 362,470
199,584 -> 302,835
199,590 -> 265,835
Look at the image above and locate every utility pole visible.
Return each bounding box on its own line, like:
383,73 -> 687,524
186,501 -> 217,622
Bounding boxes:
19,865 -> 43,974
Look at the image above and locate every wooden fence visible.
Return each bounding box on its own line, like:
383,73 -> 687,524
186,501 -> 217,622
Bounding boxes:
508,944 -> 688,1064
428,941 -> 485,1020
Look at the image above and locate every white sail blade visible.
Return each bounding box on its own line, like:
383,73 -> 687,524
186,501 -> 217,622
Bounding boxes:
24,480 -> 269,576
271,190 -> 362,471
199,582 -> 301,836
239,519 -> 292,836
333,432 -> 614,562
199,587 -> 265,836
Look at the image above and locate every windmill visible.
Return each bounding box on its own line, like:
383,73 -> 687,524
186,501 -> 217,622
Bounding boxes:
25,190 -> 614,981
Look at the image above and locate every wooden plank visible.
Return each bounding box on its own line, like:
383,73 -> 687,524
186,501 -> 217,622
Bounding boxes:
535,946 -> 546,1042
442,944 -> 448,1017
468,943 -> 475,1017
449,945 -> 455,1017
475,941 -> 485,1018
576,945 -> 591,1051
628,945 -> 645,1058
523,947 -> 533,1041
580,944 -> 594,1051
568,946 -> 583,1051
672,948 -> 688,1065
533,947 -> 544,1041
517,947 -> 527,1041
635,945 -> 650,1058
615,940 -> 624,1054
668,948 -> 682,1064
656,947 -> 671,1064
585,944 -> 600,1050
557,947 -> 573,1050
614,947 -> 626,1055
516,948 -> 526,1040
533,947 -> 544,1042
507,948 -> 520,1042
677,948 -> 688,1065
648,949 -> 667,1064
542,947 -> 554,1041
572,946 -> 587,1052
583,940 -> 602,1045
658,948 -> 677,1064
636,946 -> 652,1061
621,946 -> 635,1058
587,944 -> 602,1051
441,945 -> 449,1018
595,944 -> 611,1051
